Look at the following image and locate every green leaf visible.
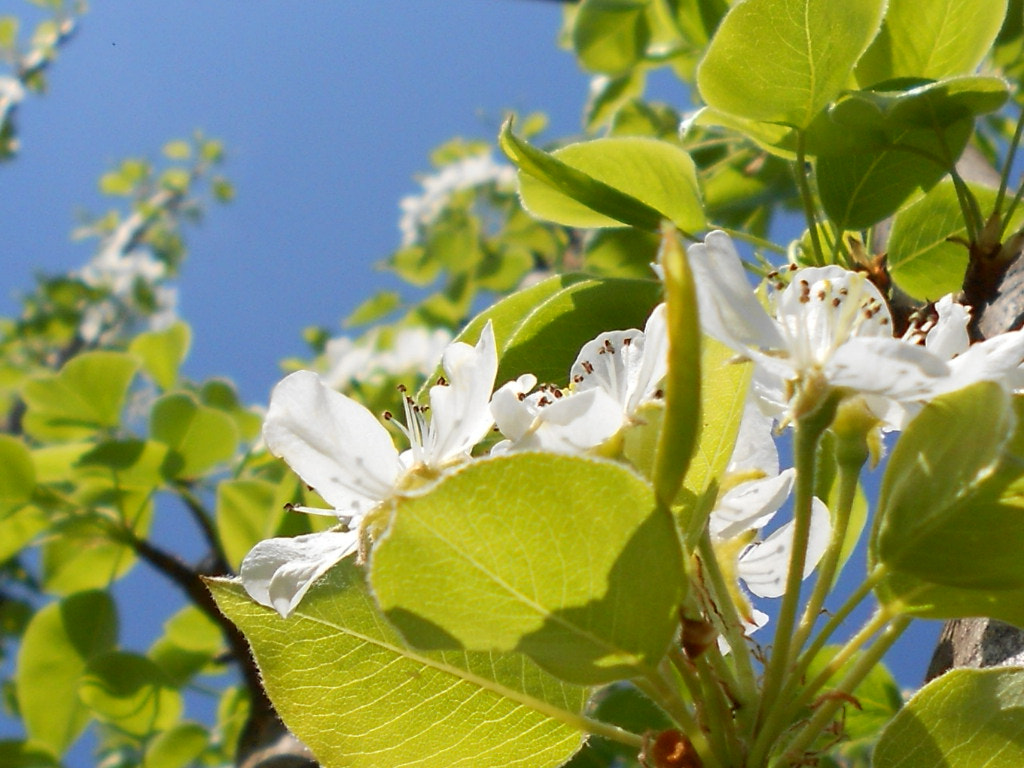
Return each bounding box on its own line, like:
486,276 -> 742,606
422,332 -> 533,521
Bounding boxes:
872,384 -> 1024,625
76,438 -> 171,490
79,652 -> 182,737
22,352 -> 140,442
15,591 -> 118,756
806,646 -> 903,757
143,723 -> 208,768
371,453 -> 683,684
856,0 -> 1009,86
888,179 -> 1021,301
500,120 -> 674,232
209,562 -> 588,768
874,667 -> 1024,767
0,435 -> 35,508
514,134 -> 705,233
0,741 -> 60,768
565,684 -> 671,767
0,506 -> 48,563
696,0 -> 887,128
830,76 -> 1008,133
816,119 -> 972,230
572,0 -> 651,77
449,275 -> 662,391
584,229 -> 662,279
42,507 -> 151,594
151,393 -> 239,479
129,322 -> 191,390
344,290 -> 401,327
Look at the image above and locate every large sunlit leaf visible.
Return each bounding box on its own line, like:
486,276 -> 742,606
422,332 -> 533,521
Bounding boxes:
371,453 -> 683,684
21,352 -> 140,442
15,591 -> 117,757
874,667 -> 1024,767
209,562 -> 588,768
501,120 -> 703,232
516,136 -> 705,234
856,0 -> 1010,86
872,384 -> 1024,626
696,0 -> 886,128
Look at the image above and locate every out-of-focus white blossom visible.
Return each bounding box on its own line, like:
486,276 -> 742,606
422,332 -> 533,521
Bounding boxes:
322,325 -> 453,389
398,153 -> 516,247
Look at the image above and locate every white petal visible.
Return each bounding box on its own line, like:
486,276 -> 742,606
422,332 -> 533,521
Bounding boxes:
738,497 -> 831,599
490,374 -> 538,442
263,371 -> 402,517
634,303 -> 669,412
688,231 -> 785,353
426,321 -> 497,463
506,387 -> 623,454
240,530 -> 358,617
571,329 -> 645,407
727,395 -> 780,476
825,337 -> 950,401
941,330 -> 1024,393
926,295 -> 971,360
710,468 -> 795,541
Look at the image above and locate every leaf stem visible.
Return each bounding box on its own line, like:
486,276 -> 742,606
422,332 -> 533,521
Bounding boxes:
996,107 -> 1024,227
794,131 -> 824,265
636,670 -> 722,768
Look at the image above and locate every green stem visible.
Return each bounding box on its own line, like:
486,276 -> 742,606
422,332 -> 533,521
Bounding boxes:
1002,178 -> 1024,237
769,615 -> 911,768
713,226 -> 788,255
756,412 -> 828,716
791,446 -> 864,654
795,131 -> 825,265
996,107 -> 1024,227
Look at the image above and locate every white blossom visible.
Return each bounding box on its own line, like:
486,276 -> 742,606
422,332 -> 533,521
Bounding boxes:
322,325 -> 453,389
398,153 -> 516,247
241,323 -> 497,617
490,305 -> 668,454
688,231 -> 950,421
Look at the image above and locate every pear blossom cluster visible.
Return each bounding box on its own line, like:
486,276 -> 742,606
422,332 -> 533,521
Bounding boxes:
240,295 -> 809,620
241,229 -> 1024,623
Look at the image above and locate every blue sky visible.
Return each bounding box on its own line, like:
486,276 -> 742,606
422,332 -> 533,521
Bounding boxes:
2,1 -> 940,751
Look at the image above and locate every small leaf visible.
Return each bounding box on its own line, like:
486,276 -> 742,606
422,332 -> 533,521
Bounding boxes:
856,0 -> 1010,86
22,352 -> 140,442
130,322 -> 191,390
151,393 -> 239,478
15,591 -> 118,756
371,454 -> 683,684
515,134 -> 705,233
0,435 -> 35,508
572,0 -> 651,77
696,0 -> 887,128
888,179 -> 1024,301
874,667 -> 1024,768
216,479 -> 293,570
162,140 -> 191,160
79,652 -> 182,737
209,562 -> 588,768
143,723 -> 208,768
